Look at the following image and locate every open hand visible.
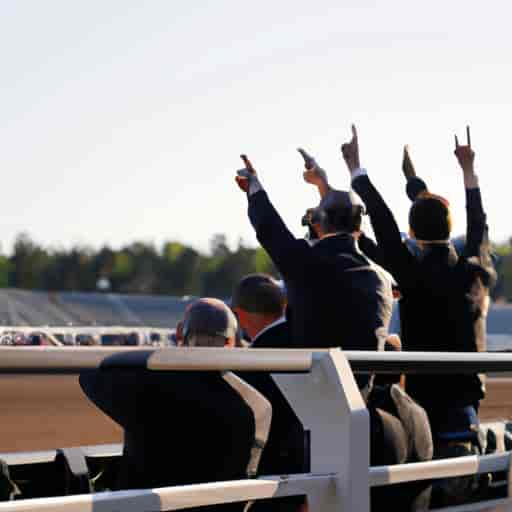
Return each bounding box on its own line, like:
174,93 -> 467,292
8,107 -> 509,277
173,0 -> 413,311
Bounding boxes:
341,124 -> 360,173
235,154 -> 257,193
454,126 -> 475,174
402,145 -> 416,179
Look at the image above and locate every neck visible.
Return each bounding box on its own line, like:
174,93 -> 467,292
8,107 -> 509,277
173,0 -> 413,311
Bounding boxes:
247,313 -> 282,340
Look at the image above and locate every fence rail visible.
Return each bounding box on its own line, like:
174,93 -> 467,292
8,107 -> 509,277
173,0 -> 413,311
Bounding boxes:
4,346 -> 512,373
2,347 -> 512,511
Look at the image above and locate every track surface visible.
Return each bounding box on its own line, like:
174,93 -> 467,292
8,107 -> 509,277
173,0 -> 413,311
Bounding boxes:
0,375 -> 509,453
0,375 -> 121,453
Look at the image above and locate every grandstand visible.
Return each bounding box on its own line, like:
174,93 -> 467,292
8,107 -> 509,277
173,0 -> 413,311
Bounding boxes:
0,289 -> 195,328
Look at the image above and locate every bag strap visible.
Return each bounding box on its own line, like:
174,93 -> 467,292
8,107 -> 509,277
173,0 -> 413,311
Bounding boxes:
222,371 -> 272,478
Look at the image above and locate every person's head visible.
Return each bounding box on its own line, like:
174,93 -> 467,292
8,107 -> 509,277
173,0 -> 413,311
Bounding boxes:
231,274 -> 286,340
303,190 -> 363,239
177,298 -> 238,348
409,192 -> 452,244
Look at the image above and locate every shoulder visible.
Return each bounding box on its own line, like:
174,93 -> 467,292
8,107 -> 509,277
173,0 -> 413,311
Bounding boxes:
253,322 -> 291,349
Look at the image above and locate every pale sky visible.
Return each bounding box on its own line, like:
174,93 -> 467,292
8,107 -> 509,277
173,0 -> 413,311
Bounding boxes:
1,1 -> 511,255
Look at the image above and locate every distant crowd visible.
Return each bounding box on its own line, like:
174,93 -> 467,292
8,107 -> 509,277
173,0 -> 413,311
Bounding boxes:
79,125 -> 495,512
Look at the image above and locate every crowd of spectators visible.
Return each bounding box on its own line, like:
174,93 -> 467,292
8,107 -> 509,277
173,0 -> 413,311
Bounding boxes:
76,125 -> 495,511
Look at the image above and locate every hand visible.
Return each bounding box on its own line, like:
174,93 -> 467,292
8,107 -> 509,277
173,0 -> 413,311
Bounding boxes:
341,124 -> 360,173
454,126 -> 475,174
298,148 -> 328,187
235,154 -> 257,192
402,145 -> 416,179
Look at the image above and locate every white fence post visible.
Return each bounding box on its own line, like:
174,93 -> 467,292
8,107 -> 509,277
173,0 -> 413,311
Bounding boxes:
271,348 -> 370,512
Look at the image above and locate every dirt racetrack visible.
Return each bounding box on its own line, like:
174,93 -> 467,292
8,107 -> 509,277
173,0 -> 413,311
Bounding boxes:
481,378 -> 512,422
0,374 -> 122,453
0,374 -> 510,453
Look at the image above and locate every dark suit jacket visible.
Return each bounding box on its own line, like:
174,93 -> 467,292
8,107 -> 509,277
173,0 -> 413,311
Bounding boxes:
80,353 -> 255,512
240,321 -> 306,512
247,191 -> 393,360
241,321 -> 306,475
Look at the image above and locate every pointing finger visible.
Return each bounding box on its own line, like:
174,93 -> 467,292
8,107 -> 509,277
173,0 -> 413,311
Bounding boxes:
240,154 -> 254,173
455,134 -> 459,148
297,148 -> 316,168
351,124 -> 358,140
466,125 -> 471,148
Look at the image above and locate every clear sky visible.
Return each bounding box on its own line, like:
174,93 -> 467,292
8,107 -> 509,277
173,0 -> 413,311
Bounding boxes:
1,1 -> 511,255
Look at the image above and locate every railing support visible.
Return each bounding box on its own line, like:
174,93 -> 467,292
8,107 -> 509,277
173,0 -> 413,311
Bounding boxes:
272,349 -> 370,511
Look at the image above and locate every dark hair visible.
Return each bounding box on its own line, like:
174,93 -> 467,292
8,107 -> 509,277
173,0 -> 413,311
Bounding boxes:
320,203 -> 363,233
232,274 -> 285,316
409,196 -> 452,241
314,190 -> 363,234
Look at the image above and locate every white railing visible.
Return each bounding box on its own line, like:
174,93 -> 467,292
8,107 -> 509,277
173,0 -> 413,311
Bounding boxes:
2,348 -> 512,510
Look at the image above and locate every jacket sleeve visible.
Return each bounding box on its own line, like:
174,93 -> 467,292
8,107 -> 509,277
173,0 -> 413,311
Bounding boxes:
358,232 -> 385,266
464,187 -> 497,287
405,176 -> 428,202
352,175 -> 415,287
248,190 -> 310,278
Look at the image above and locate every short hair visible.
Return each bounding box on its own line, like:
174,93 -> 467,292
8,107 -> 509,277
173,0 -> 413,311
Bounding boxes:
317,191 -> 363,234
409,195 -> 452,241
232,274 -> 285,316
182,298 -> 238,347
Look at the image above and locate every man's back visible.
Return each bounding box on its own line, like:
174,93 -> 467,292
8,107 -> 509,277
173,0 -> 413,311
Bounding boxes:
283,234 -> 392,351
398,246 -> 485,413
80,363 -> 255,498
245,321 -> 306,476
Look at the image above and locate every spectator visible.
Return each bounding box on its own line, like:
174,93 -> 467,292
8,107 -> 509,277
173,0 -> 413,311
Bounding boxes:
344,125 -> 491,466
235,154 -> 393,394
80,297 -> 270,512
298,147 -> 432,510
232,274 -> 289,348
232,274 -> 305,512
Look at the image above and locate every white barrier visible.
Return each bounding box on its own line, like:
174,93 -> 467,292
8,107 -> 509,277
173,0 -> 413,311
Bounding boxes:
0,476 -> 335,512
2,348 -> 512,510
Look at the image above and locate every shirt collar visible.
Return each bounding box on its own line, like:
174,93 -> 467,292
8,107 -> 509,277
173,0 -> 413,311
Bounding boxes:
251,316 -> 286,345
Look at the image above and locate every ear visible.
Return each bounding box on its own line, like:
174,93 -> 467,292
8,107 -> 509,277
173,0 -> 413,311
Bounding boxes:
224,337 -> 236,348
234,307 -> 248,329
408,227 -> 416,239
312,222 -> 323,239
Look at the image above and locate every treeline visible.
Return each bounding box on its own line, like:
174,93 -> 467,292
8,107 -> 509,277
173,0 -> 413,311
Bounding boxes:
0,233 -> 276,297
2,233 -> 512,301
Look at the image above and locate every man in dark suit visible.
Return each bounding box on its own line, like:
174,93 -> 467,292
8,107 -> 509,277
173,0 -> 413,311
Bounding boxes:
236,154 -> 432,511
232,273 -> 305,512
235,155 -> 393,392
342,125 -> 493,445
80,298 -> 270,512
232,273 -> 289,349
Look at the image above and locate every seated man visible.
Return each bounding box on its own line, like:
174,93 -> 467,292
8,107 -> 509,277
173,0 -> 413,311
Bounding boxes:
80,298 -> 270,512
232,274 -> 306,512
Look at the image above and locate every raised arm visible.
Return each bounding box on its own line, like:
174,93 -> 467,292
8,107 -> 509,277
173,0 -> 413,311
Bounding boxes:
453,127 -> 496,282
402,145 -> 429,201
341,125 -> 414,286
298,147 -> 332,200
235,155 -> 309,278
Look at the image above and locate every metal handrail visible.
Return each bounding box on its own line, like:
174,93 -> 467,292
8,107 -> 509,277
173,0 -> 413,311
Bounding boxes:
2,347 -> 512,374
3,440 -> 510,490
